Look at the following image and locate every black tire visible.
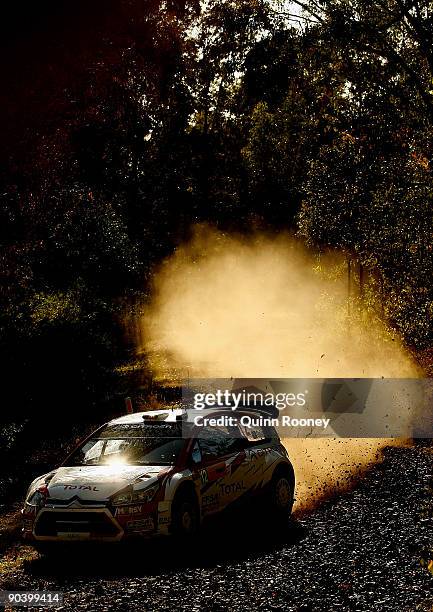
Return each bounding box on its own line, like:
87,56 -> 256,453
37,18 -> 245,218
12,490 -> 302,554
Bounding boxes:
267,471 -> 294,523
171,490 -> 199,538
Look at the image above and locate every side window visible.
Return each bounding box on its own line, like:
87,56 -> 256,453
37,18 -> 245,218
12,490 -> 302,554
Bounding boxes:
198,435 -> 222,462
238,423 -> 266,443
238,422 -> 276,444
198,426 -> 243,462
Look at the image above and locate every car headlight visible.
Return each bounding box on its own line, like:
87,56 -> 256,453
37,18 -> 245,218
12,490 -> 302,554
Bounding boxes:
26,488 -> 47,509
111,484 -> 159,506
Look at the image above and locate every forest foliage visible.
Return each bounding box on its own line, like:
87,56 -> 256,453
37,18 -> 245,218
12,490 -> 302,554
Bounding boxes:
0,0 -> 432,429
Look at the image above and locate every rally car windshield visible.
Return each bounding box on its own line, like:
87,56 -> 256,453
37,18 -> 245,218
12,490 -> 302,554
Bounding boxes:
65,422 -> 185,466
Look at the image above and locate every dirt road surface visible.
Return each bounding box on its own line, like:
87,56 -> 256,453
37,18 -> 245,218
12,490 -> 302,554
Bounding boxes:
0,444 -> 432,611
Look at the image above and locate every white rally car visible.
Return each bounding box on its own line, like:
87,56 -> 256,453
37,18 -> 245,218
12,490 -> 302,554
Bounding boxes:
22,408 -> 295,547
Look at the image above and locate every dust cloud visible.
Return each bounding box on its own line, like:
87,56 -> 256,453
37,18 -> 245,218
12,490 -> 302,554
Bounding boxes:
138,226 -> 418,512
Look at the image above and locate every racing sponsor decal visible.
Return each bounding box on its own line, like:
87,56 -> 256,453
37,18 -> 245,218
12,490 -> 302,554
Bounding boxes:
115,505 -> 143,516
127,517 -> 155,532
57,485 -> 100,491
249,447 -> 273,459
199,468 -> 209,486
202,493 -> 219,512
218,481 -> 246,495
158,501 -> 170,513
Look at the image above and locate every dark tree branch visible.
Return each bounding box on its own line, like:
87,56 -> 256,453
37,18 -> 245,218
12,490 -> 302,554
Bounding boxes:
268,9 -> 318,24
290,0 -> 325,24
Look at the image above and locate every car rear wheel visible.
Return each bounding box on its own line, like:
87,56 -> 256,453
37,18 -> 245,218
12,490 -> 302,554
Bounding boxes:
267,472 -> 294,523
171,491 -> 199,538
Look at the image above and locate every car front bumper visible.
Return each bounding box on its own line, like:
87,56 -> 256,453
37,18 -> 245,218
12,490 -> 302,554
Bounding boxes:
22,502 -> 167,543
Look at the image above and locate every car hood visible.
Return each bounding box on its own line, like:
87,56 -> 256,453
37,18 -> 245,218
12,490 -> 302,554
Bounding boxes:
45,465 -> 166,501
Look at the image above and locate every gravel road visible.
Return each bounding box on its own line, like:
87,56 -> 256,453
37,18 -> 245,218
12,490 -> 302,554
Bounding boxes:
1,444 -> 432,612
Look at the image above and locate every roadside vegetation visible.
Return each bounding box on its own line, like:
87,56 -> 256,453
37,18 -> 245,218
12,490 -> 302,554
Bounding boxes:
0,0 -> 432,487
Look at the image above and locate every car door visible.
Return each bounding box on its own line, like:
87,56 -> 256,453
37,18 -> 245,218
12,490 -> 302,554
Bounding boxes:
213,421 -> 279,506
236,422 -> 279,493
191,424 -> 246,516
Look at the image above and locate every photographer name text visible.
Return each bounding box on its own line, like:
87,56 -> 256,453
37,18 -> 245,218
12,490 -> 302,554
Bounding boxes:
193,414 -> 331,430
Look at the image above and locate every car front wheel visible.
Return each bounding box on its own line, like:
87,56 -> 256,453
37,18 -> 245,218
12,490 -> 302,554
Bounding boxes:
171,491 -> 199,538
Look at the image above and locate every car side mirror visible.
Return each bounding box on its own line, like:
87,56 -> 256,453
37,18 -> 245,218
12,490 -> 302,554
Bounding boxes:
190,442 -> 202,465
